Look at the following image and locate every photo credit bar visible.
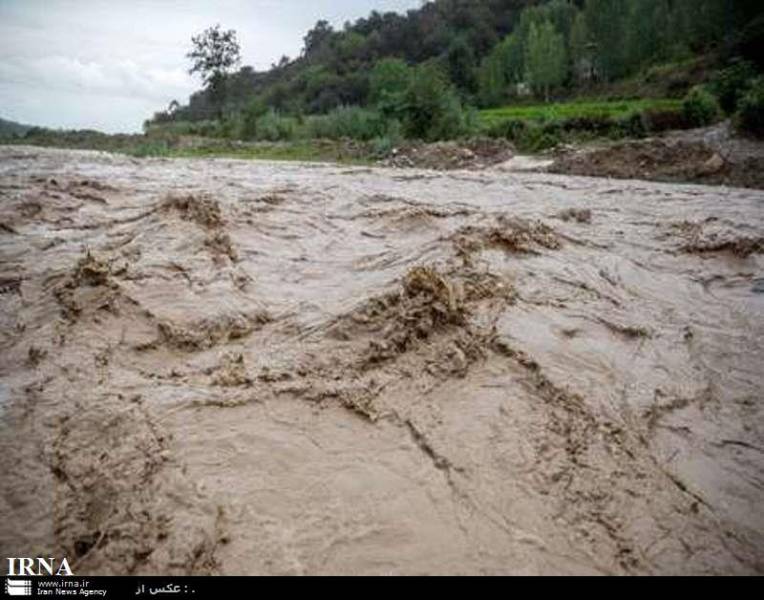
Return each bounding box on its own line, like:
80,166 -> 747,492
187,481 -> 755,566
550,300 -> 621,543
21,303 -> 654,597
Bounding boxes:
3,578 -> 109,597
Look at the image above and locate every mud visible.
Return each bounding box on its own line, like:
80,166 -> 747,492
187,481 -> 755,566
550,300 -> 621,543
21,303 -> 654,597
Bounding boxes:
665,219 -> 764,258
549,123 -> 764,190
380,138 -> 514,171
0,146 -> 762,575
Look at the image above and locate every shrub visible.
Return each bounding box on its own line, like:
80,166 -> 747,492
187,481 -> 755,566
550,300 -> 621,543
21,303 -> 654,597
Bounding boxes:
484,118 -> 528,142
728,14 -> 764,71
521,126 -> 561,152
370,59 -> 412,117
736,77 -> 764,138
484,119 -> 559,152
640,108 -> 689,133
617,113 -> 647,138
402,63 -> 472,141
383,118 -> 403,145
305,106 -> 386,141
219,114 -> 243,139
254,110 -> 297,141
144,120 -> 221,138
710,60 -> 757,114
240,99 -> 269,140
369,136 -> 396,158
127,140 -> 170,158
682,86 -> 720,127
559,116 -> 615,135
427,92 -> 474,140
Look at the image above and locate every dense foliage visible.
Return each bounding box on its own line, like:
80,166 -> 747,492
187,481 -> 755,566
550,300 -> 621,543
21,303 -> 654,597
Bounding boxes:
151,1 -> 759,122
682,86 -> 720,127
736,77 -> 764,138
710,59 -> 758,115
134,1 -> 764,144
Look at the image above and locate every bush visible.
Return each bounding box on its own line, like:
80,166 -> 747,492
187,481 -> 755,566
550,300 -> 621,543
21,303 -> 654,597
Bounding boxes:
253,110 -> 297,141
305,106 -> 386,141
484,118 -> 528,142
240,99 -> 269,140
127,140 -> 171,158
428,92 -> 475,140
145,120 -> 221,138
710,60 -> 757,114
736,77 -> 764,138
370,59 -> 412,117
640,108 -> 689,133
559,116 -> 616,135
369,136 -> 396,158
402,63 -> 472,141
617,113 -> 647,138
219,114 -> 243,139
682,86 -> 720,127
522,126 -> 561,152
728,14 -> 764,71
483,119 -> 560,152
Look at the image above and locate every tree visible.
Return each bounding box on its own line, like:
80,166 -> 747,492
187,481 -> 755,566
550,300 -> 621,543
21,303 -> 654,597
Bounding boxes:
447,35 -> 478,94
544,0 -> 578,46
583,0 -> 629,81
187,25 -> 241,87
303,20 -> 334,59
477,32 -> 523,107
158,0 -> 757,139
187,25 -> 241,114
478,52 -> 506,107
402,63 -> 467,140
525,21 -> 567,101
626,0 -> 671,70
671,0 -> 728,51
369,58 -> 412,116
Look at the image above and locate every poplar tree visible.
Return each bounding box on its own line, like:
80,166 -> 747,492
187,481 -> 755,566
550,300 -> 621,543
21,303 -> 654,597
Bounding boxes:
525,21 -> 567,102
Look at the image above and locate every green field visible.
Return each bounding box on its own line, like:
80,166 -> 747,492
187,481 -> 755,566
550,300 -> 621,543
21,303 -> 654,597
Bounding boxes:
480,98 -> 682,126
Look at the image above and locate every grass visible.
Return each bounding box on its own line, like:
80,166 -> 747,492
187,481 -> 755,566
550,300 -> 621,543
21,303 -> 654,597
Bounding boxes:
480,98 -> 682,126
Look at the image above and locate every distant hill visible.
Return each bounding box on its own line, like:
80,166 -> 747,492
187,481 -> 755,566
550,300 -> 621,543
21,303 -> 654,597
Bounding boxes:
151,0 -> 763,127
0,117 -> 33,138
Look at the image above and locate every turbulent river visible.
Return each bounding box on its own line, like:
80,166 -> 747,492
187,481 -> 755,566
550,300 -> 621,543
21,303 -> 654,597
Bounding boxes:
0,146 -> 762,574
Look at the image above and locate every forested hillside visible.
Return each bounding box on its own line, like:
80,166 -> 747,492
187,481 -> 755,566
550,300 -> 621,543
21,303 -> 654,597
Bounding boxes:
149,0 -> 762,136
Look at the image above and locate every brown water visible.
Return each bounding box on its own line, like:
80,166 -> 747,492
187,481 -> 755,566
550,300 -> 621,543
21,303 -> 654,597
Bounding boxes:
1,146 -> 762,575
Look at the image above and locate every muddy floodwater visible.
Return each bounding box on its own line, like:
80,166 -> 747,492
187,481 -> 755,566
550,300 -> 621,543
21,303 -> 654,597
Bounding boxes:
1,146 -> 762,575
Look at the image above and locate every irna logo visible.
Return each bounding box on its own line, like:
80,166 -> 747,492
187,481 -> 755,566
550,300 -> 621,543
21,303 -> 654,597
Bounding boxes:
6,558 -> 73,576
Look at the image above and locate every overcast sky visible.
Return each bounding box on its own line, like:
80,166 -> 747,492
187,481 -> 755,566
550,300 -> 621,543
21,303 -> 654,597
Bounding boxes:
0,0 -> 421,133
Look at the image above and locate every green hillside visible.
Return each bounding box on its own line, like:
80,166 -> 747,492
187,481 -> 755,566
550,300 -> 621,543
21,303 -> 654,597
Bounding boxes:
145,0 -> 763,145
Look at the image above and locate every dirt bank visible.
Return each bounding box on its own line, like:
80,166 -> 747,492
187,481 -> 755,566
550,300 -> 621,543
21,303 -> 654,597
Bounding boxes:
549,122 -> 764,189
0,146 -> 762,575
379,138 -> 515,170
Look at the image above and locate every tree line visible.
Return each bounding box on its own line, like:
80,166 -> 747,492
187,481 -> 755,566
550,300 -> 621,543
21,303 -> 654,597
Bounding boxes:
147,0 -> 763,139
